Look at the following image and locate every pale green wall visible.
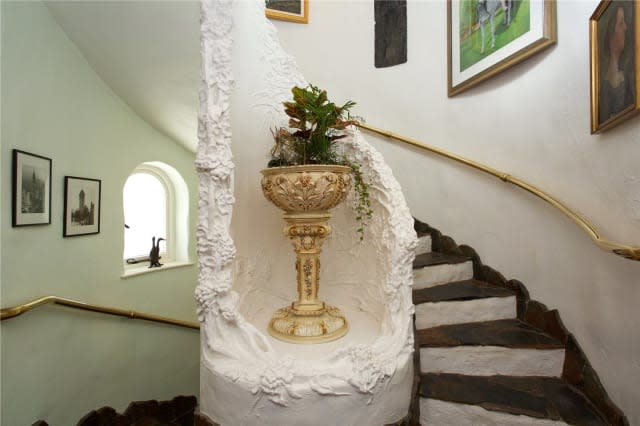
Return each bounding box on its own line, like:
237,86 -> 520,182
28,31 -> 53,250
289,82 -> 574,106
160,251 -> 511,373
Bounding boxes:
1,2 -> 199,425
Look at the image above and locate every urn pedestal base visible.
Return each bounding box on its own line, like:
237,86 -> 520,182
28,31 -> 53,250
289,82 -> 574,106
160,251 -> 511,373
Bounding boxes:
261,165 -> 354,345
268,302 -> 349,344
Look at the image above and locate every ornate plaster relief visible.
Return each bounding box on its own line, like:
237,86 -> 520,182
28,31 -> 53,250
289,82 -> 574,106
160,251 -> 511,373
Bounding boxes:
196,0 -> 417,423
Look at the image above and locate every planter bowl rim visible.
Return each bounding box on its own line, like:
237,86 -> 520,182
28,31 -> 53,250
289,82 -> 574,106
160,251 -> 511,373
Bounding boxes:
261,164 -> 352,176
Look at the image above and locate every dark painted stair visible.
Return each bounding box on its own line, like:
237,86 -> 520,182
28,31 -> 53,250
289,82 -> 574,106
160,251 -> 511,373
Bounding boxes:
32,396 -> 223,426
413,251 -> 470,268
421,373 -> 608,425
417,319 -> 565,349
411,218 -> 629,426
412,279 -> 514,305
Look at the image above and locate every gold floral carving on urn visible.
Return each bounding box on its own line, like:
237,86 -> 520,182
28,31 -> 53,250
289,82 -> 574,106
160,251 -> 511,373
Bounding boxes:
261,165 -> 352,213
261,165 -> 352,344
303,259 -> 313,298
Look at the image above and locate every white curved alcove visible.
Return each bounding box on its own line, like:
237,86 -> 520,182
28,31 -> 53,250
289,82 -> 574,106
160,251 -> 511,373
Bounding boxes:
196,1 -> 417,424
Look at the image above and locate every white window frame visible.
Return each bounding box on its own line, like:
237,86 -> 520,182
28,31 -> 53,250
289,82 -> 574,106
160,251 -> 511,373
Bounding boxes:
122,161 -> 191,277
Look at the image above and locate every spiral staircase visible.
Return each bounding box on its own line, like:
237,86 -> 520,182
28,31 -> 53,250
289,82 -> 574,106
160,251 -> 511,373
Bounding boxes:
30,216 -> 628,426
408,219 -> 628,426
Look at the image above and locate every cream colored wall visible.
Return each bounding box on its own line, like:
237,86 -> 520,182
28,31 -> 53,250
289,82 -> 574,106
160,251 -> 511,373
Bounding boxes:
1,2 -> 199,425
273,0 -> 640,423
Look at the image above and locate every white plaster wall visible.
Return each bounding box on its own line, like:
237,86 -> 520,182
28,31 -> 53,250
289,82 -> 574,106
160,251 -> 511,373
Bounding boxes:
1,3 -> 199,425
273,1 -> 640,423
197,0 -> 416,423
227,0 -> 414,361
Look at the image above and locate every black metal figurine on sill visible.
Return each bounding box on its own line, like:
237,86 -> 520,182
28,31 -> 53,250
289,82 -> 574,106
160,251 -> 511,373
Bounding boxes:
149,236 -> 165,268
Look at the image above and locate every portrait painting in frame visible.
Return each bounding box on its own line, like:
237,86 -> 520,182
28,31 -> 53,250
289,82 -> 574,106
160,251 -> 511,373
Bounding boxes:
63,176 -> 101,237
590,0 -> 639,133
266,0 -> 308,23
12,149 -> 52,227
448,0 -> 557,96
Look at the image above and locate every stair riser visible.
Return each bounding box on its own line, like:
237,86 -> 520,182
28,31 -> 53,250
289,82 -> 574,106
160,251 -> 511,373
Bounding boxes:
415,296 -> 517,329
413,262 -> 474,290
415,235 -> 432,256
420,346 -> 565,376
419,398 -> 569,426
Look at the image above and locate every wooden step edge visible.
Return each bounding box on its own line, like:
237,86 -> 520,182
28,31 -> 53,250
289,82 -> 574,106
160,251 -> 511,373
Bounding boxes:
412,279 -> 515,304
416,319 -> 565,349
413,251 -> 471,269
419,373 -> 609,425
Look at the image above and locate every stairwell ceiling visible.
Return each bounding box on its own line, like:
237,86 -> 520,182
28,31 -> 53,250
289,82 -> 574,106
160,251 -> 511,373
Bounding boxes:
46,1 -> 201,153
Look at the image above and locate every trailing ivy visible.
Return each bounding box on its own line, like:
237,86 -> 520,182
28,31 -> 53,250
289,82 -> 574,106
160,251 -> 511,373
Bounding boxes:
343,160 -> 373,241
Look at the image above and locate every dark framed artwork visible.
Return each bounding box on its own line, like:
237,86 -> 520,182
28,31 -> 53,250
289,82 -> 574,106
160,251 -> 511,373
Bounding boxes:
375,0 -> 408,68
63,176 -> 101,237
266,0 -> 308,23
448,0 -> 557,96
12,149 -> 52,227
590,0 -> 639,133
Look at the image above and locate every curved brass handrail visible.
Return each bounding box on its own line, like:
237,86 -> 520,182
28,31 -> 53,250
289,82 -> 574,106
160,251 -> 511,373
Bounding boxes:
1,296 -> 200,330
357,122 -> 640,262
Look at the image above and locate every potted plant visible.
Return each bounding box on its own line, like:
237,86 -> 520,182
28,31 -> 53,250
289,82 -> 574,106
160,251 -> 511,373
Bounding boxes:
266,84 -> 372,237
259,84 -> 371,344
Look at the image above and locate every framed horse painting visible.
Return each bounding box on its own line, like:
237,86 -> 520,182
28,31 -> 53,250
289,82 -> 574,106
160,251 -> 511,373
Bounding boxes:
590,0 -> 640,134
448,0 -> 557,96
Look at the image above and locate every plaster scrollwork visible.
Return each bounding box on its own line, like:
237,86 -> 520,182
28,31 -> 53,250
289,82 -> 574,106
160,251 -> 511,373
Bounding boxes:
198,0 -> 418,420
343,346 -> 395,394
197,0 -> 278,367
252,358 -> 302,406
215,190 -> 236,216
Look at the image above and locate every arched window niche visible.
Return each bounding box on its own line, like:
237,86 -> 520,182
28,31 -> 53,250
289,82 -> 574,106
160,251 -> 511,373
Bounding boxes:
122,161 -> 191,277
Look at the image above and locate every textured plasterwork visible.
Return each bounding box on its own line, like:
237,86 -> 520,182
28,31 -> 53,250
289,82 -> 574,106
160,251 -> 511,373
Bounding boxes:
197,0 -> 417,422
196,0 -> 276,366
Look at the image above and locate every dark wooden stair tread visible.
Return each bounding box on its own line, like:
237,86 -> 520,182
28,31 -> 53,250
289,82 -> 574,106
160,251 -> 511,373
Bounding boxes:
73,395 -> 198,426
413,279 -> 514,304
421,373 -> 608,425
413,252 -> 470,269
417,319 -> 564,349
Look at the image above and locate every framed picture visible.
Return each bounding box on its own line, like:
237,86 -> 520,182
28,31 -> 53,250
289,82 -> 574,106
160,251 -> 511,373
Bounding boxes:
266,0 -> 308,23
12,149 -> 52,227
63,176 -> 101,237
448,0 -> 557,96
590,0 -> 639,134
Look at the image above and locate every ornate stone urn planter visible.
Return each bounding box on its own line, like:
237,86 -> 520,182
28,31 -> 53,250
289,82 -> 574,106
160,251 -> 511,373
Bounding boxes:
261,164 -> 352,344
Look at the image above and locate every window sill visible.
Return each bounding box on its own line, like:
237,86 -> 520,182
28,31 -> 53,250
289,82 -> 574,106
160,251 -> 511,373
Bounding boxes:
121,261 -> 195,279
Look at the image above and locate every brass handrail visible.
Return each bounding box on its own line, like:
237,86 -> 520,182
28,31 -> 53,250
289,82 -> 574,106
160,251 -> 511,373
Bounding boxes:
1,296 -> 200,330
357,122 -> 640,262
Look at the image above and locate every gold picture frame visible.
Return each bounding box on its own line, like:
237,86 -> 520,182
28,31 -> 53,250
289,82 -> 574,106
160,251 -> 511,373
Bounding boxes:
448,0 -> 557,97
266,0 -> 308,24
590,0 -> 639,134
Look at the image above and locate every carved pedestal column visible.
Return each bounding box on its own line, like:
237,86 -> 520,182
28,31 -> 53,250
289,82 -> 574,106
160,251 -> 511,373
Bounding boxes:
261,165 -> 352,344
